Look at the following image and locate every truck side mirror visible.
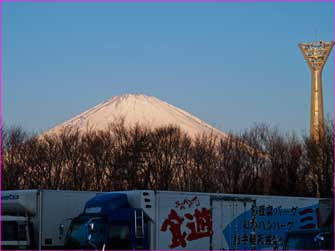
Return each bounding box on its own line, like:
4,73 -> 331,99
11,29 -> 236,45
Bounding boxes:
87,223 -> 95,241
58,218 -> 73,240
88,223 -> 94,233
58,224 -> 65,240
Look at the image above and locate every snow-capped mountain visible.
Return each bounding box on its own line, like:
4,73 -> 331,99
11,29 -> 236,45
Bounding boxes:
45,94 -> 227,139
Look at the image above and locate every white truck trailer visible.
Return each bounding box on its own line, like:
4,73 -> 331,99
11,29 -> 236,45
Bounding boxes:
1,190 -> 98,250
64,190 -> 328,250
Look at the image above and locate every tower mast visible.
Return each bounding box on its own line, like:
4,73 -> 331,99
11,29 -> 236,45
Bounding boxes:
299,40 -> 334,141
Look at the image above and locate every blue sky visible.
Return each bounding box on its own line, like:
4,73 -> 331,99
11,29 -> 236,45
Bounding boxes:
3,2 -> 334,134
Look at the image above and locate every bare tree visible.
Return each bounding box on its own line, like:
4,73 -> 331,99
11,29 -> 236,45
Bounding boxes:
303,117 -> 334,197
2,126 -> 29,189
2,120 -> 332,198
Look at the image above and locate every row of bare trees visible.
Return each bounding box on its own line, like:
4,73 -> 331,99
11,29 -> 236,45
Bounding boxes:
1,118 -> 333,197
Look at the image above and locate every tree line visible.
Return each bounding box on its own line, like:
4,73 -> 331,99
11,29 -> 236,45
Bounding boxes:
1,118 -> 333,198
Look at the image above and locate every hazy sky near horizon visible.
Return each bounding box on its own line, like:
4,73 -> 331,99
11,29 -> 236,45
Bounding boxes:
3,2 -> 334,134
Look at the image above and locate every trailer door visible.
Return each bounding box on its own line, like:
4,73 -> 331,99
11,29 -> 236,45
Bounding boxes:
211,198 -> 255,250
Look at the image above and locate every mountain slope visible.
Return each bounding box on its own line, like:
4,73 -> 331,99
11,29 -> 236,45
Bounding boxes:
45,94 -> 227,139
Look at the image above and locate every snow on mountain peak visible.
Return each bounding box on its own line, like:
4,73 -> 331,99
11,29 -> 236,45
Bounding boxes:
45,93 -> 227,139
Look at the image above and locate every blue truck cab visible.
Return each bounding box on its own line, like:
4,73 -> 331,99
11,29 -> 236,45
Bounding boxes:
64,193 -> 148,250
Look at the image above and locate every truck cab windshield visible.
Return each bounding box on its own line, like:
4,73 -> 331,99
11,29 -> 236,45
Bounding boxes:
2,221 -> 28,241
66,216 -> 133,250
65,217 -> 105,249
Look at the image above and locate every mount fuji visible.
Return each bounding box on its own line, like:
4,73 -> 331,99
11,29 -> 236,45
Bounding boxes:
45,94 -> 227,139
